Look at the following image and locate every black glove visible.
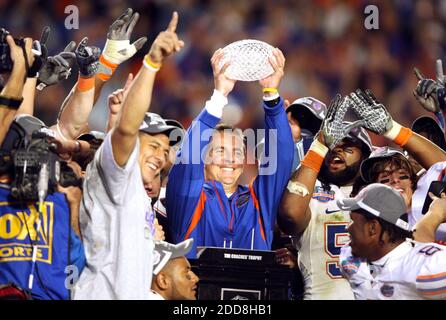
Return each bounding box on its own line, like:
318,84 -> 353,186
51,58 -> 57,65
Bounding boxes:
75,37 -> 101,78
413,67 -> 446,112
37,41 -> 76,90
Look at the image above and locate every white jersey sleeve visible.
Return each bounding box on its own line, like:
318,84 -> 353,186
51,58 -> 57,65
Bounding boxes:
73,131 -> 154,300
414,243 -> 446,300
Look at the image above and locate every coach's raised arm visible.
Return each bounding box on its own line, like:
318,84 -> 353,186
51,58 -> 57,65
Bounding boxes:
166,47 -> 294,258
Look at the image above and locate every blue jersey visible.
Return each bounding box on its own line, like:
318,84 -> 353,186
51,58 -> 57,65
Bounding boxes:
167,98 -> 294,258
0,185 -> 85,299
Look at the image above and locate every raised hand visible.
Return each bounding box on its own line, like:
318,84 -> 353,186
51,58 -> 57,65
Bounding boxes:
413,62 -> 446,113
427,191 -> 446,224
75,37 -> 101,78
319,94 -> 364,149
259,48 -> 285,92
147,11 -> 184,66
348,89 -> 393,135
108,73 -> 133,115
102,8 -> 147,65
27,26 -> 50,77
6,34 -> 35,71
211,48 -> 236,97
37,41 -> 76,89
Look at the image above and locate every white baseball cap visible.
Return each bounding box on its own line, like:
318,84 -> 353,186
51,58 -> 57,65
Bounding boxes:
152,239 -> 194,275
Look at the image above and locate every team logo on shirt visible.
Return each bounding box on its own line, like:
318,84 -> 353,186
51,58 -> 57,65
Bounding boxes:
236,194 -> 250,208
380,284 -> 394,297
312,187 -> 335,203
340,255 -> 361,276
0,201 -> 54,264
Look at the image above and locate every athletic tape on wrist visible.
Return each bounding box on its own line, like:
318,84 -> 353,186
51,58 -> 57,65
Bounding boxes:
102,39 -> 137,65
384,120 -> 413,147
287,181 -> 310,197
300,139 -> 329,173
97,55 -> 118,82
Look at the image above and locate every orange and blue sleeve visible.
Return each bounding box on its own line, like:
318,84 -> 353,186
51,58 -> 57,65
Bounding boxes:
252,97 -> 294,246
166,109 -> 221,243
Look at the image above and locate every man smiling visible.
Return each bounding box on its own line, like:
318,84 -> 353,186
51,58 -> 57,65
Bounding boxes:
73,12 -> 184,299
138,113 -> 183,197
338,183 -> 446,300
167,47 -> 294,258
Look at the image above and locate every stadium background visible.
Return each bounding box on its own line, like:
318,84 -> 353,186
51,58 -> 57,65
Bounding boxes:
1,0 -> 445,182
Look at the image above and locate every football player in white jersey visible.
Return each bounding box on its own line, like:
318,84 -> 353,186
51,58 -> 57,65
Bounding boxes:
348,89 -> 446,241
359,148 -> 446,240
279,94 -> 372,300
338,183 -> 446,300
280,87 -> 446,299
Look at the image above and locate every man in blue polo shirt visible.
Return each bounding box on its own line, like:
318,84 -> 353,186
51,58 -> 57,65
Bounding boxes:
167,48 -> 294,258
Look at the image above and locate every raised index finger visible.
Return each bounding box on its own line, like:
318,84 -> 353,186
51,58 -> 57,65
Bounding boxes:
166,11 -> 179,32
123,73 -> 134,91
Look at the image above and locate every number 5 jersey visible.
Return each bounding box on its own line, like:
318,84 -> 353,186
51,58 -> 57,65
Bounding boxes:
293,180 -> 354,300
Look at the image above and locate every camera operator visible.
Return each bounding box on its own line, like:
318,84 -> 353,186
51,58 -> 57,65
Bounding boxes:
0,31 -> 35,144
0,115 -> 86,300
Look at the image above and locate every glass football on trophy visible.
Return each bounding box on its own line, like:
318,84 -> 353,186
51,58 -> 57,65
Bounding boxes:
219,39 -> 275,81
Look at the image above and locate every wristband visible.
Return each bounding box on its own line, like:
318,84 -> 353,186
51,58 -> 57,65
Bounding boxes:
263,92 -> 280,101
143,55 -> 161,72
383,120 -> 413,147
301,139 -> 329,173
97,55 -> 118,82
77,75 -> 95,92
0,95 -> 24,110
262,87 -> 278,94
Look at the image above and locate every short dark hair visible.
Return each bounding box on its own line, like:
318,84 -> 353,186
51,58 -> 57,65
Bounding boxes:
368,154 -> 418,189
355,208 -> 412,244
